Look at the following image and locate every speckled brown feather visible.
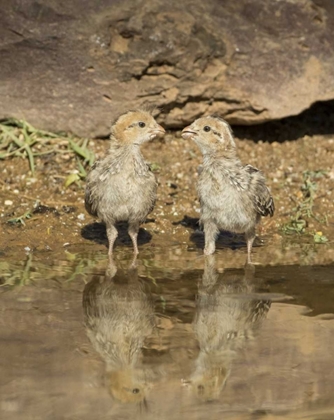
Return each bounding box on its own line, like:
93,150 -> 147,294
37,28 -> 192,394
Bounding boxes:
188,255 -> 271,401
244,164 -> 275,217
83,258 -> 156,403
182,115 -> 274,262
85,109 -> 165,255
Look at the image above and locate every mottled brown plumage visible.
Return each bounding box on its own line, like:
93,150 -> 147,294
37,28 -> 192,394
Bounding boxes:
182,115 -> 274,262
83,258 -> 156,403
187,255 -> 271,402
85,109 -> 165,255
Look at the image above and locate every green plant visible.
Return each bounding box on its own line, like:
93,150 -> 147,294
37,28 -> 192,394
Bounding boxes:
149,162 -> 161,172
282,170 -> 328,237
313,231 -> 328,244
7,210 -> 32,226
0,119 -> 94,177
0,251 -> 106,289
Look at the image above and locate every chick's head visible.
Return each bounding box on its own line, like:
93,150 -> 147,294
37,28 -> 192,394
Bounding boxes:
182,116 -> 236,156
111,110 -> 165,146
106,368 -> 151,404
190,366 -> 229,402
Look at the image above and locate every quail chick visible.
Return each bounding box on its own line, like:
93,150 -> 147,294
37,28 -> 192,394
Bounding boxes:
188,255 -> 271,402
85,110 -> 165,255
83,257 -> 156,403
182,116 -> 274,263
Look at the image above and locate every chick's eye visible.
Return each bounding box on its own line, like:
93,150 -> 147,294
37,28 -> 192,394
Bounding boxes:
203,126 -> 211,132
132,388 -> 140,394
138,122 -> 146,128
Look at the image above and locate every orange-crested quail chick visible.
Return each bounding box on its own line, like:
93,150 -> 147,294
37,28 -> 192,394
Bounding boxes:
83,257 -> 156,403
85,109 -> 165,255
182,116 -> 274,263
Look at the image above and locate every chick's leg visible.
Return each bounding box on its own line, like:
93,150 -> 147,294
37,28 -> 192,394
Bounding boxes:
128,222 -> 140,255
203,221 -> 218,255
106,224 -> 118,257
245,229 -> 255,264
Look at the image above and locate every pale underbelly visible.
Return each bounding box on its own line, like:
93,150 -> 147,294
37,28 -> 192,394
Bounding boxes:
200,188 -> 256,233
95,177 -> 156,223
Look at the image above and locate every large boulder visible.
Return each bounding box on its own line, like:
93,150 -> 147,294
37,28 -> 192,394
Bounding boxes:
1,0 -> 334,137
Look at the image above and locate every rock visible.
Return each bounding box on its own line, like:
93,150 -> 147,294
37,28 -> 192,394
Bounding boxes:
1,0 -> 334,137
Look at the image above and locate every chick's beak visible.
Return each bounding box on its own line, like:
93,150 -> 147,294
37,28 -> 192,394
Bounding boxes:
181,126 -> 197,139
149,124 -> 165,139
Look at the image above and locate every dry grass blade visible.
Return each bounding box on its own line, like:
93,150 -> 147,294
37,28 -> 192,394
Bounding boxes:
0,118 -> 95,178
7,210 -> 32,226
68,138 -> 94,165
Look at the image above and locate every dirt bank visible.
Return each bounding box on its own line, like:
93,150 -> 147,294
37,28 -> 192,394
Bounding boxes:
0,121 -> 333,266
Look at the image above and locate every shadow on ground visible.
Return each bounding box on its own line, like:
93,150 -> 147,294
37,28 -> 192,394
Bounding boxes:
81,221 -> 152,250
174,216 -> 262,251
233,99 -> 334,142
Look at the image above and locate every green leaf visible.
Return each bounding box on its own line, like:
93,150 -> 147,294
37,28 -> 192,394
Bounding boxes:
313,233 -> 328,244
68,138 -> 92,162
149,162 -> 161,172
64,173 -> 80,188
7,211 -> 32,225
76,158 -> 87,178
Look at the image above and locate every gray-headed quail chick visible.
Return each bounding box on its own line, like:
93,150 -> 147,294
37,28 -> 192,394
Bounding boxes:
188,255 -> 271,402
85,109 -> 165,255
181,116 -> 274,263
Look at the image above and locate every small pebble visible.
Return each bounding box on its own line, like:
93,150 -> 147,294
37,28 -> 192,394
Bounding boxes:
77,213 -> 85,220
24,247 -> 31,252
4,200 -> 13,206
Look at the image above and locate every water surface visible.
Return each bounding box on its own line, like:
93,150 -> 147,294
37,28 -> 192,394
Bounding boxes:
1,244 -> 334,420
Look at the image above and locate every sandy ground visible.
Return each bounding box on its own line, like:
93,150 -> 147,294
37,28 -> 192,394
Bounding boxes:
0,129 -> 333,265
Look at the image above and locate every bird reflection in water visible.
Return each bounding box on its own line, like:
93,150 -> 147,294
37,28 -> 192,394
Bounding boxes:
187,255 -> 271,402
83,257 -> 156,405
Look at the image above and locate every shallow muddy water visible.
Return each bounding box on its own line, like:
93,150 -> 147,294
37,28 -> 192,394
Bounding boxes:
1,242 -> 334,420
